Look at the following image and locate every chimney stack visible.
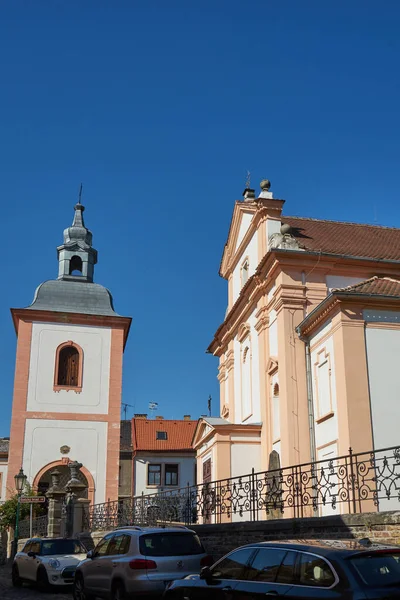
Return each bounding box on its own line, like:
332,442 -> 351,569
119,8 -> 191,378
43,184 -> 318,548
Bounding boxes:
155,416 -> 164,420
242,188 -> 255,202
134,414 -> 147,419
183,415 -> 191,421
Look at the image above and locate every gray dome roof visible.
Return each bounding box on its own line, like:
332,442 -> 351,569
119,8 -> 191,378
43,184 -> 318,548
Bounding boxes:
27,279 -> 119,316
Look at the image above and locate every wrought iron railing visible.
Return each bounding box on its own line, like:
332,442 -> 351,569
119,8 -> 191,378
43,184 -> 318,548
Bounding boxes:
19,515 -> 48,539
84,445 -> 400,532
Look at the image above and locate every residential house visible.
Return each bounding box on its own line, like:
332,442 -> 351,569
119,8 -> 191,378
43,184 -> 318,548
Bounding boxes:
132,415 -> 197,496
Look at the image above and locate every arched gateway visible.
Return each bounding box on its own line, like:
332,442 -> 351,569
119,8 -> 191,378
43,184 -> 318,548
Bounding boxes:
33,460 -> 95,504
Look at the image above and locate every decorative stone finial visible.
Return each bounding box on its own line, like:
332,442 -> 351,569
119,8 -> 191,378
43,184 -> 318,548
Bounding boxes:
280,223 -> 292,235
258,179 -> 274,200
260,179 -> 271,191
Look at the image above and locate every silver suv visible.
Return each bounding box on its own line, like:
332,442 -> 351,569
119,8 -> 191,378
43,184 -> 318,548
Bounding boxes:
73,526 -> 212,600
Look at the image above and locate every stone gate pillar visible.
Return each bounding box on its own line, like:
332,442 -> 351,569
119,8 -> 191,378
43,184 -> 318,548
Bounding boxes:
65,461 -> 89,536
46,470 -> 66,538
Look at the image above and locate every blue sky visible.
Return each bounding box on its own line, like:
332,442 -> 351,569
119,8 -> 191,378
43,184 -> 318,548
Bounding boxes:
1,1 -> 400,435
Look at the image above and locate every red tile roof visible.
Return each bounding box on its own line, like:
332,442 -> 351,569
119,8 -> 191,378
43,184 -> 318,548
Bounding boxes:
132,419 -> 197,452
283,216 -> 400,261
335,276 -> 400,297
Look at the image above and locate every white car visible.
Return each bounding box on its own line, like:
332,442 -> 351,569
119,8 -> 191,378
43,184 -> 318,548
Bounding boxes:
12,537 -> 88,589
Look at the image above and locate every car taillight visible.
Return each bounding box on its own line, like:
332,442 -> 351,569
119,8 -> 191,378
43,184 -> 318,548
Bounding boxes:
200,555 -> 213,567
129,559 -> 157,570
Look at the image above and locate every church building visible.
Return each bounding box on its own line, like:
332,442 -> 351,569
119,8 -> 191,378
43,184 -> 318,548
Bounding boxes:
6,199 -> 131,504
195,179 -> 400,505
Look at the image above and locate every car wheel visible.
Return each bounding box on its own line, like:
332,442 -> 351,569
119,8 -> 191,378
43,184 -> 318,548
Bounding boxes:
36,567 -> 50,592
11,565 -> 22,588
74,574 -> 95,600
111,581 -> 125,600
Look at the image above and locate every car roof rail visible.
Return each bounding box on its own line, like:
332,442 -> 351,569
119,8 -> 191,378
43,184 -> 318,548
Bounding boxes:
114,525 -> 142,531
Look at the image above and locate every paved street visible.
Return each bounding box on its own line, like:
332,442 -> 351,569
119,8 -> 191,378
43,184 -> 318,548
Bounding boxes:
0,566 -> 71,600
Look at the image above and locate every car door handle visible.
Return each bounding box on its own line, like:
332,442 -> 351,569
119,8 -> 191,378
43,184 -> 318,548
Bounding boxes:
222,587 -> 232,592
265,593 -> 279,597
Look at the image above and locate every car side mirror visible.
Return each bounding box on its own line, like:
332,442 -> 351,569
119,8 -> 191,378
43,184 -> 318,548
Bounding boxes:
86,550 -> 94,559
200,566 -> 212,580
27,551 -> 36,558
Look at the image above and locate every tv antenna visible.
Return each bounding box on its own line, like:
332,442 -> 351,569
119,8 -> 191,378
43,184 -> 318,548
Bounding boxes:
148,402 -> 158,418
121,402 -> 135,420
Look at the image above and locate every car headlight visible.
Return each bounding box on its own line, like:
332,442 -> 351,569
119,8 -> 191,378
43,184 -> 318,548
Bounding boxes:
49,559 -> 61,569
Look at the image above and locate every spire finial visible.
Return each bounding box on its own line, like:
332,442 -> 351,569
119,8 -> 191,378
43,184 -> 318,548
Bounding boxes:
78,183 -> 83,205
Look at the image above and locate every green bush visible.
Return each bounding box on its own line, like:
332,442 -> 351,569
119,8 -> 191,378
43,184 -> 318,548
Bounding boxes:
0,485 -> 45,530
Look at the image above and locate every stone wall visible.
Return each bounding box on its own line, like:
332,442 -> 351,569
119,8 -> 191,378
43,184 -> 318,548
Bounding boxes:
77,510 -> 400,562
191,511 -> 400,560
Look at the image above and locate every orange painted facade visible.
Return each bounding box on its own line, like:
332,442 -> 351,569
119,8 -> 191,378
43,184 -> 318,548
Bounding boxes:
203,181 -> 400,505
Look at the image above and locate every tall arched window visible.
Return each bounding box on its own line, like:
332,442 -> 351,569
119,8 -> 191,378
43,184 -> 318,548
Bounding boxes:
54,341 -> 83,392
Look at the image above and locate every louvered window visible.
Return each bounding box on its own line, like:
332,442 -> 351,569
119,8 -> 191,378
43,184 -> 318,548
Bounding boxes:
58,346 -> 79,386
54,341 -> 83,391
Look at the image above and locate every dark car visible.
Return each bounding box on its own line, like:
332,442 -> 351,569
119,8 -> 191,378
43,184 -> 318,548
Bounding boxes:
164,539 -> 400,599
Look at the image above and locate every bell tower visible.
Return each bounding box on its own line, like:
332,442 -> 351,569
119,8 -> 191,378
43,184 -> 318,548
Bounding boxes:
7,198 -> 131,504
57,200 -> 97,282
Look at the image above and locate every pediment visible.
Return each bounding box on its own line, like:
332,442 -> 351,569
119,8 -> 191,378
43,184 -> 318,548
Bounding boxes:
192,419 -> 215,448
266,356 -> 278,375
220,203 -> 258,278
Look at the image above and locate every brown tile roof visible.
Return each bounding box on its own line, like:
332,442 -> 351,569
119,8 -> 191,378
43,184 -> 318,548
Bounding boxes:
282,216 -> 400,261
132,419 -> 197,452
335,276 -> 400,297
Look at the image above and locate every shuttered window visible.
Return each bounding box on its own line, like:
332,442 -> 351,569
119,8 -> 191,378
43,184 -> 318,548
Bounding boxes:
57,346 -> 80,387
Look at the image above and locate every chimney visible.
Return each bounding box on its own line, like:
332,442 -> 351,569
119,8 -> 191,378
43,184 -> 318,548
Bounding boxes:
155,416 -> 164,420
242,188 -> 255,202
183,415 -> 191,421
134,414 -> 147,419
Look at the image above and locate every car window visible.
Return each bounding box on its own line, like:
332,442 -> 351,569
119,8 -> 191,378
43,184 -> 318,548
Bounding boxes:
299,553 -> 336,587
23,542 -> 32,554
95,535 -> 113,557
108,534 -> 130,556
139,533 -> 204,557
119,535 -> 131,555
246,549 -> 287,582
30,542 -> 41,555
211,548 -> 255,580
350,552 -> 400,587
276,550 -> 297,584
41,540 -> 86,556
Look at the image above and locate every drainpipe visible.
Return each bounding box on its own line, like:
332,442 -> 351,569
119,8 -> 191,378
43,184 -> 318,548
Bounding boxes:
301,335 -> 317,466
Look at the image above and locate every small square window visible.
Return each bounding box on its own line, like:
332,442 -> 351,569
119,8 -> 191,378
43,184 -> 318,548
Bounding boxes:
156,431 -> 168,440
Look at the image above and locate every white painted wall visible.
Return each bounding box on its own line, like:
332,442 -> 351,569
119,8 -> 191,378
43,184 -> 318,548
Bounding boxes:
232,308 -> 261,424
23,419 -> 108,503
317,442 -> 339,516
235,212 -> 253,252
230,441 -> 261,478
310,332 -> 338,454
365,321 -> 400,513
232,230 -> 258,303
0,463 -> 8,500
325,275 -> 365,293
27,322 -> 111,414
230,440 -> 261,522
134,453 -> 196,496
365,322 -> 400,451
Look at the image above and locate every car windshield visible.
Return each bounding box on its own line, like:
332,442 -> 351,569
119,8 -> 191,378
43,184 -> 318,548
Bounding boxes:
40,540 -> 86,556
350,552 -> 400,587
139,532 -> 204,557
